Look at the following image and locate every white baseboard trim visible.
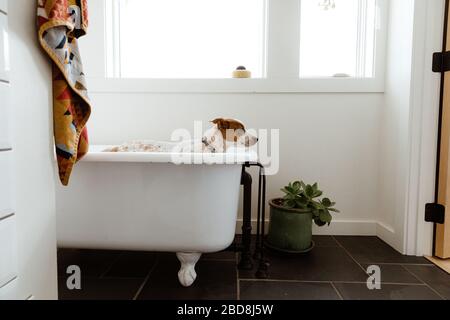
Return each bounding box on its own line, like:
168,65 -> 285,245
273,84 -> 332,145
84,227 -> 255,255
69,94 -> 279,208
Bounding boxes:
235,219 -> 377,236
376,222 -> 399,251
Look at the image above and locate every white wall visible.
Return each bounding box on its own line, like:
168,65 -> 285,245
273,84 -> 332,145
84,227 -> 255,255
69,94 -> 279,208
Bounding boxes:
377,0 -> 416,251
86,91 -> 383,235
4,0 -> 57,299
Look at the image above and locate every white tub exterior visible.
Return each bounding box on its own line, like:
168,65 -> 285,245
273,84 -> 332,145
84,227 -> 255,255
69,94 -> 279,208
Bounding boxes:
56,146 -> 257,253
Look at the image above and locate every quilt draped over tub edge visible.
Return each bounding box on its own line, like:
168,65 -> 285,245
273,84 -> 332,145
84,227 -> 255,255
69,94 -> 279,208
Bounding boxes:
37,0 -> 91,186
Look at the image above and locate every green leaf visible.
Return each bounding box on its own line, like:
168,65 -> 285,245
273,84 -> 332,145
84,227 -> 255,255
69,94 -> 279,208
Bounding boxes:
311,201 -> 324,210
295,197 -> 308,206
305,185 -> 314,197
285,193 -> 296,200
322,198 -> 332,207
313,190 -> 323,198
284,200 -> 296,209
314,219 -> 327,227
319,210 -> 332,224
312,183 -> 318,191
312,209 -> 321,217
329,208 -> 340,213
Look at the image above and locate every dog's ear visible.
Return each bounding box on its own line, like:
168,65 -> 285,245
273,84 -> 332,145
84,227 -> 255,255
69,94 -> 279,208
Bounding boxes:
227,119 -> 246,131
211,118 -> 225,127
211,118 -> 246,131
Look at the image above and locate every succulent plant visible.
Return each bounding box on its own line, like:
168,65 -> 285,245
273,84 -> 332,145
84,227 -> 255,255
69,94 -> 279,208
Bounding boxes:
280,181 -> 339,227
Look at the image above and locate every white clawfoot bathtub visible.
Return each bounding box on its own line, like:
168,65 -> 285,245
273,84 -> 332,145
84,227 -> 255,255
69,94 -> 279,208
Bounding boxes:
56,145 -> 257,286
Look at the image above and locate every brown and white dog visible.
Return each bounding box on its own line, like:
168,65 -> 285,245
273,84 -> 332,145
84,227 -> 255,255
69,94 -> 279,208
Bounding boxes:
202,118 -> 258,152
104,118 -> 258,153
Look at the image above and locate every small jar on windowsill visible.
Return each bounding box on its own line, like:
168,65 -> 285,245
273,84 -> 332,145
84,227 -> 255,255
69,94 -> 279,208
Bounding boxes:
232,66 -> 251,79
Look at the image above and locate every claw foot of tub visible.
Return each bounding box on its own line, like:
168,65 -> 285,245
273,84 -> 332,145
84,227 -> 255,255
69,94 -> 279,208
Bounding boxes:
176,253 -> 202,287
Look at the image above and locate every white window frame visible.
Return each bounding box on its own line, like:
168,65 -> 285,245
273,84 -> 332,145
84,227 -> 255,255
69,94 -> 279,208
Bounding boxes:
80,0 -> 388,93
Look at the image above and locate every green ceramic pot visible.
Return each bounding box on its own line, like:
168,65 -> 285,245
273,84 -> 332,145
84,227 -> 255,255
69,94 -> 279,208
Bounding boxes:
267,199 -> 313,252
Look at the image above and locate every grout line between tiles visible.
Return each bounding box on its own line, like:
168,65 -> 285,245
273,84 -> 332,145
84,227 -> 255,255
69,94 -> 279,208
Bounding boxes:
399,265 -> 426,285
99,252 -> 123,279
362,262 -> 434,266
330,237 -> 432,268
332,236 -> 368,275
401,266 -> 447,300
236,253 -> 240,301
240,279 -> 335,284
330,282 -> 344,300
202,258 -> 237,262
238,278 -> 430,286
98,276 -> 148,280
327,236 -> 341,247
332,237 -> 433,266
132,256 -> 160,300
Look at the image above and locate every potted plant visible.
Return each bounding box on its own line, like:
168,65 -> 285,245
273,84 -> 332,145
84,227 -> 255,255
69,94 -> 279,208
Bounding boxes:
266,181 -> 339,253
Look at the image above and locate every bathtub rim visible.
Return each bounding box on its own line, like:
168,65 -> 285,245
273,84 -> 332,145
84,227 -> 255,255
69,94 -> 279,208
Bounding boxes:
80,145 -> 258,164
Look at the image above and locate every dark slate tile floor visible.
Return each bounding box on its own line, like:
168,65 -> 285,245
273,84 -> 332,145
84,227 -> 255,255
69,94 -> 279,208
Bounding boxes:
57,236 -> 450,300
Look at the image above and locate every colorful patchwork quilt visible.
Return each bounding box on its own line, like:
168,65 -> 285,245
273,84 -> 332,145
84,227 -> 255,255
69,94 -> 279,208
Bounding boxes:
37,0 -> 91,186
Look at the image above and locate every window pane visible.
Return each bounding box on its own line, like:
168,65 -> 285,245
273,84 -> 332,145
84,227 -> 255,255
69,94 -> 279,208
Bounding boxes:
299,0 -> 377,78
116,0 -> 266,78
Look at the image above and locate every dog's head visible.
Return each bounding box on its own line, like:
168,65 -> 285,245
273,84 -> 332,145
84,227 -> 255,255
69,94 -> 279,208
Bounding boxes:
203,118 -> 258,152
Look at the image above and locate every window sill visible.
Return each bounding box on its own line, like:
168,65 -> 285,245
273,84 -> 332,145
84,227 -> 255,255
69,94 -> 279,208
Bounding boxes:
86,77 -> 385,94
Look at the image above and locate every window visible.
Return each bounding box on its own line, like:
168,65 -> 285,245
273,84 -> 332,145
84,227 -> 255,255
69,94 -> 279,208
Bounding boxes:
83,0 -> 387,92
106,0 -> 266,79
299,0 -> 379,78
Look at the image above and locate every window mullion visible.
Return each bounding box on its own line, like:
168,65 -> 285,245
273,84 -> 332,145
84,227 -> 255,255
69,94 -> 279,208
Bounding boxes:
116,0 -> 122,78
356,0 -> 369,77
261,0 -> 269,78
78,0 -> 106,77
266,0 -> 301,79
105,0 -> 122,78
373,0 -> 388,81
